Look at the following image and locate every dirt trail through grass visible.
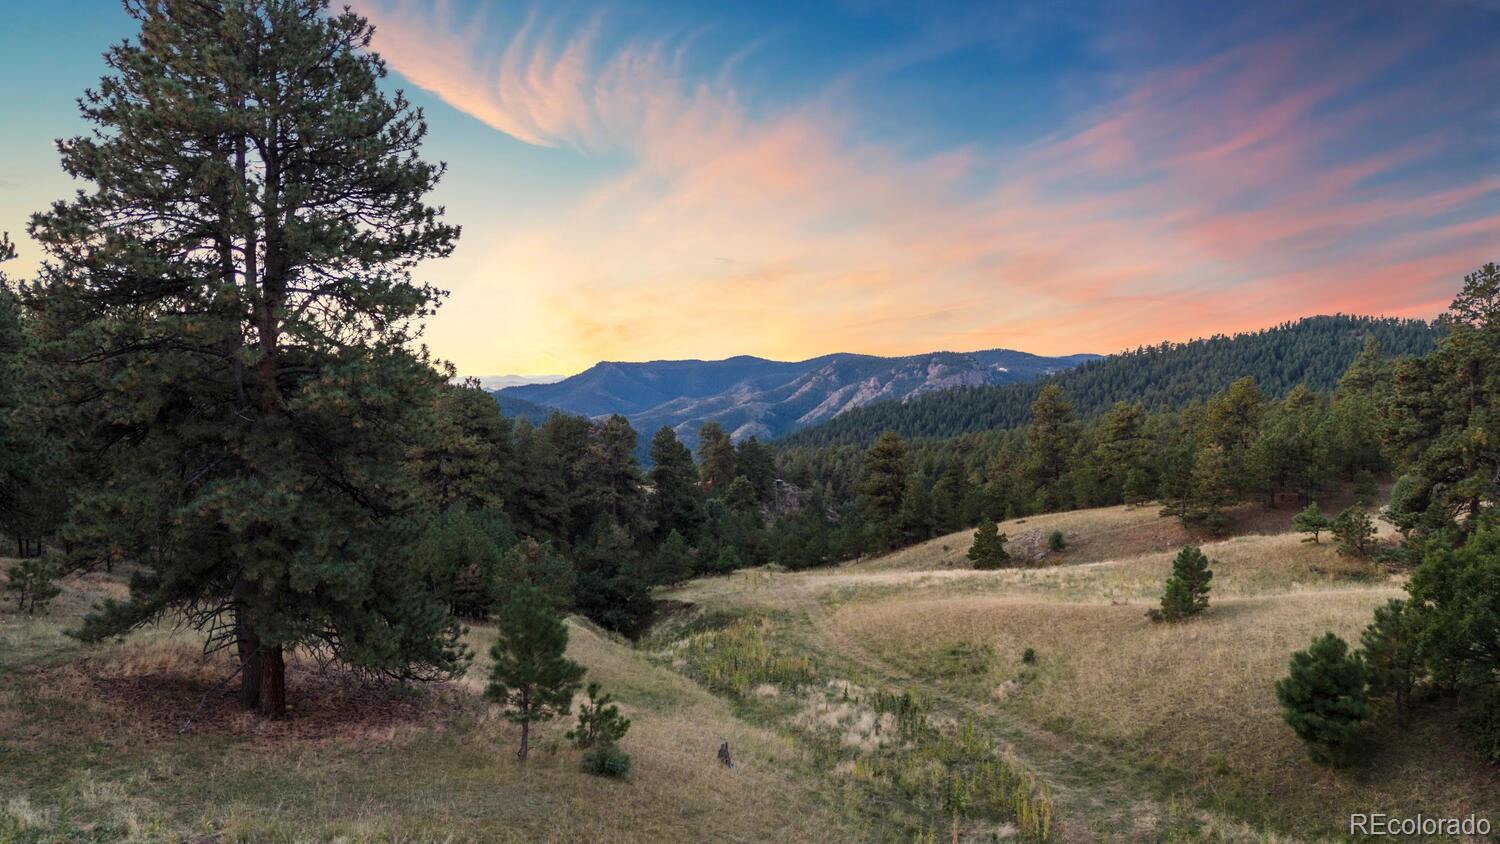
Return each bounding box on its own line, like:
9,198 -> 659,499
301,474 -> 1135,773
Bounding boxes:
777,574 -> 1185,841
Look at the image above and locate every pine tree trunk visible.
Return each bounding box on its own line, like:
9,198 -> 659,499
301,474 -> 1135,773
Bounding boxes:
233,576 -> 261,710
518,720 -> 530,760
258,645 -> 286,719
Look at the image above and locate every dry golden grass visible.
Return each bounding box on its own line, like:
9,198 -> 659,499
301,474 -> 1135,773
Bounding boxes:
829,582 -> 1499,832
1,564 -> 853,843
846,504 -> 1195,573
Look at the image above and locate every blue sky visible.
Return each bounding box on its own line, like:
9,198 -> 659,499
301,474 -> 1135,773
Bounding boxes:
2,0 -> 1497,375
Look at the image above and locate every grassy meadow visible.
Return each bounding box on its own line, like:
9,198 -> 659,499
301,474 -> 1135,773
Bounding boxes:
5,499 -> 1498,841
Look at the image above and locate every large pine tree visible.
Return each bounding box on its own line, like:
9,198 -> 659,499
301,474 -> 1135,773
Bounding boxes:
25,1 -> 466,717
859,431 -> 909,550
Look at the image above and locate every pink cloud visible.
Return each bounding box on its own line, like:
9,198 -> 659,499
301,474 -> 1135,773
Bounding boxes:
352,1 -> 1497,374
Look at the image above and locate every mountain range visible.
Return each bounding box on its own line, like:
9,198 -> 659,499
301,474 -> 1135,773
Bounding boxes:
495,349 -> 1098,447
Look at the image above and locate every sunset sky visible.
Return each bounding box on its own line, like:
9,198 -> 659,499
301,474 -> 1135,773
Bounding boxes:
2,1 -> 1496,377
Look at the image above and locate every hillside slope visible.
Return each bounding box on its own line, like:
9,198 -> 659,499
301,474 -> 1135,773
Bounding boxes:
661,500 -> 1498,841
499,349 -> 1097,447
778,314 -> 1438,448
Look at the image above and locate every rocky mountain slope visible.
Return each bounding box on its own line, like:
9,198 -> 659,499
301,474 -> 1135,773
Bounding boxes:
496,349 -> 1097,446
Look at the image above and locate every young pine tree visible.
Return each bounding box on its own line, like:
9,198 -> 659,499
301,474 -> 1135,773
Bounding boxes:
487,586 -> 586,760
1293,503 -> 1332,544
1332,505 -> 1377,557
1158,545 -> 1213,621
966,519 -> 1010,570
567,682 -> 631,749
29,0 -> 467,717
1276,633 -> 1370,765
5,557 -> 62,615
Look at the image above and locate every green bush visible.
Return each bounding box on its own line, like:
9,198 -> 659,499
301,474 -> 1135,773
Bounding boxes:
1021,647 -> 1036,665
580,743 -> 632,778
1276,633 -> 1370,765
1047,530 -> 1066,552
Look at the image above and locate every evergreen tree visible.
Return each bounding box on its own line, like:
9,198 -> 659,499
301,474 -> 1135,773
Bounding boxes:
413,381 -> 515,512
860,432 -> 909,550
1202,376 -> 1265,499
5,556 -> 62,615
1023,385 -> 1075,510
1359,599 -> 1418,714
499,538 -> 576,612
1405,526 -> 1500,691
1293,503 -> 1332,544
724,475 -> 760,515
508,420 -> 571,543
1184,444 -> 1235,533
567,681 -> 631,750
734,436 -> 777,503
1092,402 -> 1150,503
1383,264 -> 1500,537
1158,545 -> 1213,621
411,507 -> 514,620
966,519 -> 1010,570
573,516 -> 656,637
1122,467 -> 1155,505
1276,633 -> 1370,765
580,415 -> 650,540
929,460 -> 969,533
697,422 -> 737,494
897,474 -> 935,544
649,530 -> 695,586
1332,505 -> 1377,557
29,1 -> 467,717
486,585 -> 585,760
648,426 -> 703,543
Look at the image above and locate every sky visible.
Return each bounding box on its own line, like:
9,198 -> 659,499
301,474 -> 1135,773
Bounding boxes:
1,1 -> 1497,377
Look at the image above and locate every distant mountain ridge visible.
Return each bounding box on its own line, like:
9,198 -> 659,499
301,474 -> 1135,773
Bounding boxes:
498,349 -> 1098,446
777,315 -> 1442,449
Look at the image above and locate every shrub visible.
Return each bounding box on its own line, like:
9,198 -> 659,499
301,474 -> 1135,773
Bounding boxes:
1047,530 -> 1066,552
1352,470 -> 1379,505
1276,633 -> 1370,765
966,519 -> 1010,570
1021,648 -> 1036,665
5,557 -> 61,614
568,682 -> 631,750
1332,505 -> 1377,558
1158,545 -> 1213,622
580,743 -> 633,778
1292,503 -> 1331,544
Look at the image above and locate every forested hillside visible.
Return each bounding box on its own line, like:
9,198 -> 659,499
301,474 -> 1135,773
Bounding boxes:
778,316 -> 1439,449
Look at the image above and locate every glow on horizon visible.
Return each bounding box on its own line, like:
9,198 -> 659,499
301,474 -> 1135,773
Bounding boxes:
1,1 -> 1496,377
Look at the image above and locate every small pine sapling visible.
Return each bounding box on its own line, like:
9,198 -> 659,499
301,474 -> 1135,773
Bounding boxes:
1292,503 -> 1332,544
1276,633 -> 1370,765
486,586 -> 585,760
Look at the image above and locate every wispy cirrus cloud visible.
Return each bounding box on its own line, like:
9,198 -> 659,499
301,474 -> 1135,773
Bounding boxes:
355,0 -> 1499,374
